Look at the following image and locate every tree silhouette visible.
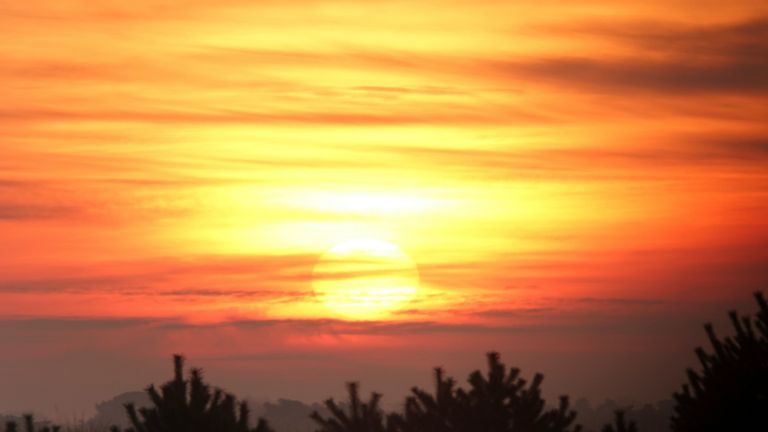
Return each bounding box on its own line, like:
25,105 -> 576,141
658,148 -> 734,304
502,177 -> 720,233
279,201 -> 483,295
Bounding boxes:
310,382 -> 394,432
123,355 -> 273,432
601,411 -> 637,432
671,291 -> 768,431
3,415 -> 59,432
391,352 -> 581,432
389,367 -> 462,432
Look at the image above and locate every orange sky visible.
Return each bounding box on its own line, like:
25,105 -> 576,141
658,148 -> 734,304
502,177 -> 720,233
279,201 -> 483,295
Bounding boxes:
2,0 -> 768,418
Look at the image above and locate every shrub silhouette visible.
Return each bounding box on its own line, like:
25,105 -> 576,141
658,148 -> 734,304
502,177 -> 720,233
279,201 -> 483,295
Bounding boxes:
601,412 -> 637,432
310,382 -> 394,432
671,291 -> 768,431
123,355 -> 273,432
4,415 -> 59,432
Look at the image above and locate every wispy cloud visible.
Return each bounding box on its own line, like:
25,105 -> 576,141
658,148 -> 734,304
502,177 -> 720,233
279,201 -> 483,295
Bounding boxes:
0,203 -> 79,220
0,316 -> 160,331
503,17 -> 768,93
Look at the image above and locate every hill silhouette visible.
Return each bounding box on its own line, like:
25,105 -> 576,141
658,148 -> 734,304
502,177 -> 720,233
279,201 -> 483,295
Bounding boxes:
88,392 -> 149,430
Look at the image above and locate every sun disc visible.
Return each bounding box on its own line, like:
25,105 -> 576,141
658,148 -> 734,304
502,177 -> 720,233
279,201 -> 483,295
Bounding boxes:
312,238 -> 419,319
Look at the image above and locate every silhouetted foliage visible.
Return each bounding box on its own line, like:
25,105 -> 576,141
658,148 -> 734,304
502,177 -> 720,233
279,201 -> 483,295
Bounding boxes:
400,352 -> 581,432
601,412 -> 637,432
315,352 -> 581,432
389,366 -> 461,432
310,382 -> 393,432
671,291 -> 768,431
3,415 -> 59,432
123,355 -> 273,432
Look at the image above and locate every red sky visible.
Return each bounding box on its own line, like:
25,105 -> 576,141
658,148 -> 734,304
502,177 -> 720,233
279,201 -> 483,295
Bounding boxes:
2,0 -> 768,419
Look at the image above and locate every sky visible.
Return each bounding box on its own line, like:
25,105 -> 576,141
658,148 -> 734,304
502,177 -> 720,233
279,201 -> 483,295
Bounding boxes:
2,0 -> 768,420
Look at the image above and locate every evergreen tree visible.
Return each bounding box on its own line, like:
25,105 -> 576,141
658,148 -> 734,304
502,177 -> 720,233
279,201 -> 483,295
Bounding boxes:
391,352 -> 581,432
311,382 -> 394,432
601,411 -> 637,432
390,367 -> 462,432
124,355 -> 273,432
3,415 -> 59,432
671,291 -> 768,431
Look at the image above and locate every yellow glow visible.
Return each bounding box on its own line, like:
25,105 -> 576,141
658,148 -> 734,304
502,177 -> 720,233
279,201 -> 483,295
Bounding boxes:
312,238 -> 419,319
297,191 -> 435,215
3,0 -> 767,324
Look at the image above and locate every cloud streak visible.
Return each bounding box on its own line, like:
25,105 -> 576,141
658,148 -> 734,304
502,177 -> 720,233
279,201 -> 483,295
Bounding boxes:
505,17 -> 768,93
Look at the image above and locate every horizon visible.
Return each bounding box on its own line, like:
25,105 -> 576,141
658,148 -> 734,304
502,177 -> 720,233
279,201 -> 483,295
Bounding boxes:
2,0 -> 767,427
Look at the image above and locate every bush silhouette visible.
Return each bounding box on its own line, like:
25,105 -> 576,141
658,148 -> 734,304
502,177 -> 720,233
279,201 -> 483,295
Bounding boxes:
123,355 -> 273,432
671,291 -> 768,431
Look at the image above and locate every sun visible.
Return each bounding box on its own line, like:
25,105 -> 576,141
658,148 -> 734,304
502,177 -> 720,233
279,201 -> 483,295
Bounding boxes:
312,238 -> 420,319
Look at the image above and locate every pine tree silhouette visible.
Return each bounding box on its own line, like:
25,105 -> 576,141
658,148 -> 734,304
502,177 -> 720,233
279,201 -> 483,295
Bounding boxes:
390,367 -> 462,432
601,411 -> 637,432
123,355 -> 273,432
390,352 -> 581,432
310,382 -> 394,432
3,415 -> 59,432
671,291 -> 768,431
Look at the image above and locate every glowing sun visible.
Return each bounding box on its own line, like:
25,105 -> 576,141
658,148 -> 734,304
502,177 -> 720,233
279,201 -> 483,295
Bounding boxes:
313,238 -> 420,319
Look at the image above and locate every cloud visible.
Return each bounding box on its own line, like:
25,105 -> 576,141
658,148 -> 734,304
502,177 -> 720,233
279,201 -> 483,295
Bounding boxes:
198,351 -> 347,363
503,17 -> 768,93
0,254 -> 316,299
0,179 -> 88,221
373,132 -> 768,182
0,275 -> 134,293
181,17 -> 768,97
0,317 -> 159,331
159,313 -> 674,336
695,136 -> 768,161
571,16 -> 768,60
157,317 -> 509,334
470,307 -> 556,318
504,56 -> 768,93
567,297 -> 666,306
0,106 -> 547,126
0,203 -> 79,220
0,251 -> 454,298
0,179 -> 82,219
0,0 -> 261,22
